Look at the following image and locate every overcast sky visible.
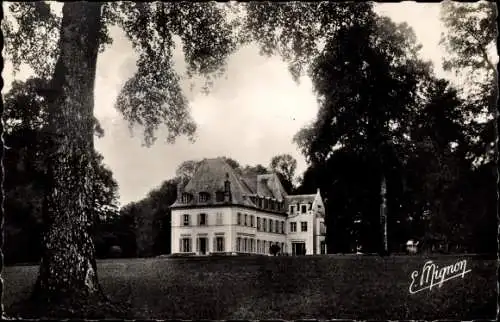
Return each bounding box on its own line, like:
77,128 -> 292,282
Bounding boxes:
3,2 -> 460,205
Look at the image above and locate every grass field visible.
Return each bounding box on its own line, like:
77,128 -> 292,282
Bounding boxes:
2,255 -> 497,319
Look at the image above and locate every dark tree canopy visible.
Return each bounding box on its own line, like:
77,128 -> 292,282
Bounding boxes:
3,2 -> 239,146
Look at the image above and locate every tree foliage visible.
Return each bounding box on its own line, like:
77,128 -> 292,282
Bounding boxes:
269,154 -> 297,193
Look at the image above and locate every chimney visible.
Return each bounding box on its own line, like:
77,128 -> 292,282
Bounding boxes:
224,172 -> 232,203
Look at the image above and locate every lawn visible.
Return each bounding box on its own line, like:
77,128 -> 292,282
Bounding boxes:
2,255 -> 497,319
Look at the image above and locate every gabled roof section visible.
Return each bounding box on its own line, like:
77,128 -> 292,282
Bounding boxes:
256,173 -> 288,202
285,194 -> 316,208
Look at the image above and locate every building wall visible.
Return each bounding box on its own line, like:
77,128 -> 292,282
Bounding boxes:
171,201 -> 325,255
286,210 -> 316,255
171,206 -> 233,254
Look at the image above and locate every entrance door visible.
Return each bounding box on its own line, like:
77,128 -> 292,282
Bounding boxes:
199,237 -> 207,255
292,242 -> 306,256
320,241 -> 327,254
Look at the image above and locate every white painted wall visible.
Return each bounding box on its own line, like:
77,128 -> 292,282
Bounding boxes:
171,206 -> 233,254
171,192 -> 327,256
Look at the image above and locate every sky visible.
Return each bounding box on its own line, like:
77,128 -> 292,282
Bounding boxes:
2,2 -> 465,206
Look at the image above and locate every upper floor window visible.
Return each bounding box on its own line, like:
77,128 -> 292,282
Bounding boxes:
216,212 -> 223,225
301,221 -> 308,232
181,193 -> 193,203
281,221 -> 285,234
251,215 -> 255,227
257,217 -> 261,230
269,219 -> 273,232
237,212 -> 242,225
290,222 -> 297,232
199,192 -> 210,202
290,205 -> 295,214
263,218 -> 267,232
215,191 -> 225,202
198,213 -> 207,226
264,198 -> 269,209
183,214 -> 190,226
244,214 -> 248,226
301,205 -> 307,213
275,220 -> 279,233
309,202 -> 313,210
320,221 -> 326,234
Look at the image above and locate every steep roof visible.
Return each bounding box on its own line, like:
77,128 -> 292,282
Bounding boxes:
171,158 -> 255,208
256,174 -> 288,202
171,158 -> 291,210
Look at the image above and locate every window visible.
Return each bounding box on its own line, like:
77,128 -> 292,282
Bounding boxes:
309,202 -> 313,210
181,193 -> 193,203
268,219 -> 272,232
301,205 -> 307,213
290,206 -> 295,214
263,218 -> 267,232
264,198 -> 269,209
244,214 -> 248,226
257,240 -> 261,253
236,237 -> 242,252
216,237 -> 225,252
251,215 -> 255,227
320,222 -> 326,234
281,221 -> 285,234
275,220 -> 279,233
199,192 -> 210,202
237,212 -> 242,225
301,221 -> 308,232
183,214 -> 190,226
263,241 -> 267,253
250,239 -> 254,252
181,238 -> 191,252
215,191 -> 225,202
290,222 -> 297,232
244,238 -> 248,252
216,212 -> 223,225
257,217 -> 261,230
198,213 -> 207,226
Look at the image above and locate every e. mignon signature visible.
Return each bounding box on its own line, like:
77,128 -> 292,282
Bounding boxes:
409,259 -> 471,294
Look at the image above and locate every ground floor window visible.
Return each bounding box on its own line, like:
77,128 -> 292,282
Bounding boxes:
215,236 -> 225,252
236,237 -> 242,252
181,238 -> 192,252
257,240 -> 261,253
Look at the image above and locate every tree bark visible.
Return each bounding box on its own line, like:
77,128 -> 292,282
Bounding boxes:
33,2 -> 104,305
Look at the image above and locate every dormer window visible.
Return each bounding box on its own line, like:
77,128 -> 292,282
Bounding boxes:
181,193 -> 193,203
199,192 -> 210,203
301,205 -> 307,213
215,191 -> 224,202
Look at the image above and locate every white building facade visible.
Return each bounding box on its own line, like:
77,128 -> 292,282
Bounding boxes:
170,158 -> 327,256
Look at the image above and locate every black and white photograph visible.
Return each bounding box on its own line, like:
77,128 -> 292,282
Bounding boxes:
0,1 -> 498,320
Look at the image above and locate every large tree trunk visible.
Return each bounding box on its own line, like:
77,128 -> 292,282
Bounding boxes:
33,2 -> 104,306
